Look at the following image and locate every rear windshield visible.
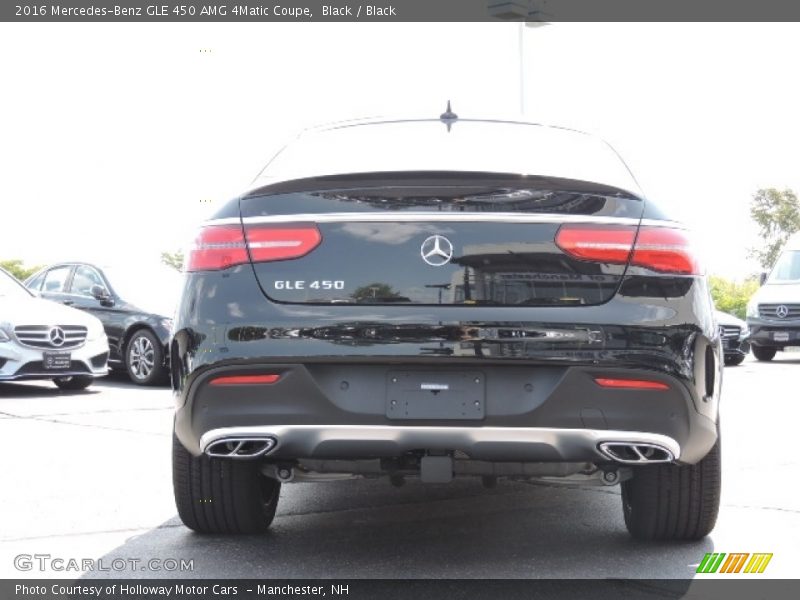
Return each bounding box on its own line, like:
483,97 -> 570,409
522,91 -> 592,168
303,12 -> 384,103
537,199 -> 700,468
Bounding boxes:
252,120 -> 643,198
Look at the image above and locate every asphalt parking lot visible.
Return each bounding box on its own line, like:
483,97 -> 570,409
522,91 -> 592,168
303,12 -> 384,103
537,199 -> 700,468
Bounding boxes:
1,356 -> 798,580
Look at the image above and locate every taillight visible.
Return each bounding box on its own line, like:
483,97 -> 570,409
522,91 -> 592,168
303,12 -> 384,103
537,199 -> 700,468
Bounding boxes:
244,224 -> 322,263
186,223 -> 321,272
630,227 -> 700,275
555,224 -> 701,275
554,225 -> 635,264
186,225 -> 249,272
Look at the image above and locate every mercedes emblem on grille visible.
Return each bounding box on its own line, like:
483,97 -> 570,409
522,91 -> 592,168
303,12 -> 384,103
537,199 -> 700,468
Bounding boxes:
776,305 -> 790,319
49,326 -> 66,347
420,235 -> 454,267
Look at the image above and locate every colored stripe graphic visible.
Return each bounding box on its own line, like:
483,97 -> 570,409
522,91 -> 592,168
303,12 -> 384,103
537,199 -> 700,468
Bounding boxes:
720,553 -> 749,573
744,553 -> 773,574
697,552 -> 772,574
719,554 -> 735,573
732,553 -> 749,573
697,553 -> 726,573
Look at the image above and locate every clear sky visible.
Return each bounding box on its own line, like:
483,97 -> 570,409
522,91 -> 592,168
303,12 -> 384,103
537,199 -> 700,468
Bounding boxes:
1,22 -> 798,278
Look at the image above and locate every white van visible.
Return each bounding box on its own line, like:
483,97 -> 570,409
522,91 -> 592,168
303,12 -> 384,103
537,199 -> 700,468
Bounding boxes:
746,231 -> 800,360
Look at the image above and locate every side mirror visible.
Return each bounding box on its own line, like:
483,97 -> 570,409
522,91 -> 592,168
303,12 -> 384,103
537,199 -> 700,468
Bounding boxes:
90,284 -> 112,304
759,272 -> 768,286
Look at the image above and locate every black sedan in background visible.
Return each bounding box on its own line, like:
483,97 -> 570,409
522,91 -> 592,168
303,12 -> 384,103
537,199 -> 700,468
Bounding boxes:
25,262 -> 182,385
716,310 -> 750,366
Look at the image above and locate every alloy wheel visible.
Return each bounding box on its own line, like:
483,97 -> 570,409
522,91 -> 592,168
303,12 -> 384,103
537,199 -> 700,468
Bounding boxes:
129,334 -> 155,380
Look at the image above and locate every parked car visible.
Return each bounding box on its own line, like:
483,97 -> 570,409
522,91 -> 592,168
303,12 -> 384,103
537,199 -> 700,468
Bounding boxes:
716,310 -> 750,366
746,231 -> 800,361
171,114 -> 722,540
0,267 -> 108,389
25,262 -> 181,385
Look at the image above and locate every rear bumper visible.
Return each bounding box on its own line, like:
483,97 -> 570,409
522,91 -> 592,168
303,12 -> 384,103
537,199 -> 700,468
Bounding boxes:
174,361 -> 719,465
199,424 -> 681,463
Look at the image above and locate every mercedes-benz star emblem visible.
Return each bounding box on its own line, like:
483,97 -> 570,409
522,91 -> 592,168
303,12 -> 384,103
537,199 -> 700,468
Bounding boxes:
420,235 -> 454,267
49,326 -> 66,347
776,305 -> 790,319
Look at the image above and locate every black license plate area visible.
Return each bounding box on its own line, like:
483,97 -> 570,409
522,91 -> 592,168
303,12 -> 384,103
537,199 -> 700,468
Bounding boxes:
386,371 -> 485,420
43,352 -> 71,370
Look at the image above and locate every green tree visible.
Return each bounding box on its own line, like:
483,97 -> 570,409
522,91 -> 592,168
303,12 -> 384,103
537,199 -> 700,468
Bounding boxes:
749,187 -> 800,270
0,259 -> 43,281
160,250 -> 184,272
708,275 -> 759,320
351,282 -> 400,302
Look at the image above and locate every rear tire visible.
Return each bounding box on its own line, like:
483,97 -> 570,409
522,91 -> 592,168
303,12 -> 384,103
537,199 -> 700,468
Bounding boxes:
621,439 -> 721,541
172,434 -> 281,534
752,346 -> 777,362
53,376 -> 94,390
724,355 -> 745,366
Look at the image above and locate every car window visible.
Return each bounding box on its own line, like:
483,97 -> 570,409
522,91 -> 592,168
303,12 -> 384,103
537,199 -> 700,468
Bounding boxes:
0,269 -> 33,299
71,265 -> 105,296
41,266 -> 72,293
769,250 -> 800,283
27,271 -> 45,291
253,120 -> 644,198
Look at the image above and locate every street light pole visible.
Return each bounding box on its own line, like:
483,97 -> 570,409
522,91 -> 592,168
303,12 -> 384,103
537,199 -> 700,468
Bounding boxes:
518,19 -> 549,115
519,22 -> 525,114
486,2 -> 549,115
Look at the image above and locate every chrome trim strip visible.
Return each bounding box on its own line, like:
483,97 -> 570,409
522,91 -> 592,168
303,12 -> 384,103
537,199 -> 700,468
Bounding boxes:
205,213 -> 686,229
204,213 -> 643,226
12,340 -> 86,351
0,371 -> 104,381
199,425 -> 680,462
640,218 -> 686,229
201,217 -> 241,226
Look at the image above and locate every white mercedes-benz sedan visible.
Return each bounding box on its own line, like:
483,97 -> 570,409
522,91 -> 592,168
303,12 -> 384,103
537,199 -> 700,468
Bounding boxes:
0,267 -> 109,390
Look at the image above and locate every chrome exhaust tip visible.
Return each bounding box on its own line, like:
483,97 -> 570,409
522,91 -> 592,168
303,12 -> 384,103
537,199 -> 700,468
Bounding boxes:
205,437 -> 277,459
598,442 -> 675,464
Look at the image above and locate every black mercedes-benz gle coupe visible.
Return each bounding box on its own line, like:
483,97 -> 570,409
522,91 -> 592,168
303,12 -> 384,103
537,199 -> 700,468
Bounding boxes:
171,114 -> 723,540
